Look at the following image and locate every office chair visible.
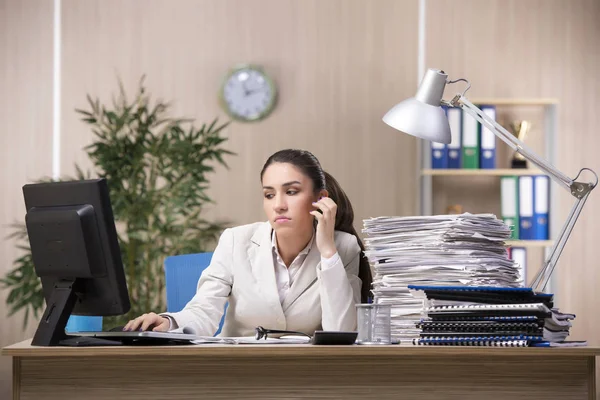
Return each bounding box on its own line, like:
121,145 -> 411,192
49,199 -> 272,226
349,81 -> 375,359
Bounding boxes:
164,252 -> 226,335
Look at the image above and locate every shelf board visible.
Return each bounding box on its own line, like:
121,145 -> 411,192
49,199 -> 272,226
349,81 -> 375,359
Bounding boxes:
422,169 -> 545,176
468,98 -> 559,106
505,240 -> 554,248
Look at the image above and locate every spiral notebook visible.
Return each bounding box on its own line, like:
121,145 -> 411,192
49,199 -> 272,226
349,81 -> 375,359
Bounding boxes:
426,315 -> 540,322
413,338 -> 530,347
418,321 -> 543,335
419,334 -> 542,342
409,285 -> 554,307
427,303 -> 552,318
408,285 -> 546,294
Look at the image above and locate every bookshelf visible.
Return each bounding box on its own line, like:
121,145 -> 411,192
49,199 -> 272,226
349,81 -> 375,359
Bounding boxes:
462,98 -> 559,106
417,98 -> 559,289
505,240 -> 554,248
422,169 -> 545,176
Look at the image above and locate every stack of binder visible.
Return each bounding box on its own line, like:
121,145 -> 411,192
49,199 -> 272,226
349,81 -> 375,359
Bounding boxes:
362,213 -> 521,343
408,286 -> 583,347
430,105 -> 497,170
501,175 -> 550,240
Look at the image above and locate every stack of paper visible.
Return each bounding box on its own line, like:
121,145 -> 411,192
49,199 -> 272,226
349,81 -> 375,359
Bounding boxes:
362,213 -> 521,343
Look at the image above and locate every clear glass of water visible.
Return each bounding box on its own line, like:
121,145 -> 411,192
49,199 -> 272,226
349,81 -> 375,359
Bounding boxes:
356,303 -> 391,344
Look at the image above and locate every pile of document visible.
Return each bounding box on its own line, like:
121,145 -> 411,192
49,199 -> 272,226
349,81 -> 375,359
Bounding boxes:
408,285 -> 584,347
362,213 -> 521,343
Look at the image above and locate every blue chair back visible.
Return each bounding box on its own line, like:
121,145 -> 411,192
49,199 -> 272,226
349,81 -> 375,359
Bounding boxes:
164,252 -> 226,336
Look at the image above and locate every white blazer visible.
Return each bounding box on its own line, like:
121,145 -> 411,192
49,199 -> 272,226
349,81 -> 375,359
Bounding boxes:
163,221 -> 362,337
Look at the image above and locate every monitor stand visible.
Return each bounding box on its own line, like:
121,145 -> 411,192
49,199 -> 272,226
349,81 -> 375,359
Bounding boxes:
31,279 -> 121,347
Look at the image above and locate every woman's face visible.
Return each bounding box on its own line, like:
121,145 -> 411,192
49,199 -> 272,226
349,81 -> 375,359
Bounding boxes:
262,162 -> 319,234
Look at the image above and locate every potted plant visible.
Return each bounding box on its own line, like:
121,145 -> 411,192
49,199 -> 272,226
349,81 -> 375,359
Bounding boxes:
1,77 -> 234,329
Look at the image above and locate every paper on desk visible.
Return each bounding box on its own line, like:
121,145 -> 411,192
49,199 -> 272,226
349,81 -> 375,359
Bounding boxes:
191,336 -> 311,345
168,326 -> 311,345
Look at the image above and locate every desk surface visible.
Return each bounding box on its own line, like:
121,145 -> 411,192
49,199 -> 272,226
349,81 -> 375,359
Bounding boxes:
3,339 -> 600,358
6,339 -> 599,400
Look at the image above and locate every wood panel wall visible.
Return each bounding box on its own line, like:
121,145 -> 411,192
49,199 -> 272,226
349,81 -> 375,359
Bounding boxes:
0,0 -> 54,397
59,0 -> 419,228
1,0 -> 599,397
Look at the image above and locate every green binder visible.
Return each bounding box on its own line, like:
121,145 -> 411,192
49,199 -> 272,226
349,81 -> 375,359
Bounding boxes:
462,108 -> 479,168
501,176 -> 519,240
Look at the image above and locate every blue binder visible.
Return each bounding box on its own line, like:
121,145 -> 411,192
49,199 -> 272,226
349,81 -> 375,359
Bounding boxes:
519,176 -> 535,240
431,141 -> 448,168
431,106 -> 449,168
533,176 -> 550,240
446,106 -> 462,168
479,105 -> 497,169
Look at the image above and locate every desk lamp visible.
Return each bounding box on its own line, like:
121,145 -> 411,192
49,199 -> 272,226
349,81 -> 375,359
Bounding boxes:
383,68 -> 597,292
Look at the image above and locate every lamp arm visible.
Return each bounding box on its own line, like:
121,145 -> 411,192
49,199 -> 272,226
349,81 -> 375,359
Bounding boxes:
456,96 -> 573,189
530,189 -> 591,291
450,95 -> 598,292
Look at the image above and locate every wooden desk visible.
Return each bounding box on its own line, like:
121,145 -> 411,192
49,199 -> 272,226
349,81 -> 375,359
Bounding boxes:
2,339 -> 598,399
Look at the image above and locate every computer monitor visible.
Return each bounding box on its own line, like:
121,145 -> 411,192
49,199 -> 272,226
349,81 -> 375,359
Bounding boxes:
23,178 -> 130,346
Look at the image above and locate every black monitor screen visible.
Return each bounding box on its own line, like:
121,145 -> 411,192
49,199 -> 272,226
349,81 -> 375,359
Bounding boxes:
23,178 -> 130,345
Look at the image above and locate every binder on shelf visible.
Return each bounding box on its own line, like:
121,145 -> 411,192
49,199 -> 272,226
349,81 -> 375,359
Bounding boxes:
461,108 -> 479,169
431,140 -> 448,169
518,176 -> 535,240
447,106 -> 462,168
509,247 -> 527,285
534,176 -> 550,240
501,176 -> 519,239
479,105 -> 497,169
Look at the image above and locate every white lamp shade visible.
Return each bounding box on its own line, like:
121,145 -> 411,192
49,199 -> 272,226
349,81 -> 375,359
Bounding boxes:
382,97 -> 452,144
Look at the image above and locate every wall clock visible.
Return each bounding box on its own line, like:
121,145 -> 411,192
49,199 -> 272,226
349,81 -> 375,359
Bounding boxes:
220,65 -> 277,122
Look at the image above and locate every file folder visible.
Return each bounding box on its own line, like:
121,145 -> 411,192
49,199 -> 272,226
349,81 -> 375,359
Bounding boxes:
519,176 -> 535,239
534,176 -> 550,240
447,106 -> 462,168
461,108 -> 479,169
479,105 -> 496,169
501,176 -> 519,239
431,141 -> 448,168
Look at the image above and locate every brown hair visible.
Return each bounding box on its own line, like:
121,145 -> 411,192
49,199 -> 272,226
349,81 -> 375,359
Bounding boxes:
260,149 -> 373,303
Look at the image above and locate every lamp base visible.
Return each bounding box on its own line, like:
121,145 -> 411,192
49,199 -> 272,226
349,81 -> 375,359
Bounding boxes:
511,159 -> 528,169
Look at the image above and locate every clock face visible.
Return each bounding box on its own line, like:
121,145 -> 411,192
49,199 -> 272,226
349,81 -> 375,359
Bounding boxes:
221,66 -> 277,122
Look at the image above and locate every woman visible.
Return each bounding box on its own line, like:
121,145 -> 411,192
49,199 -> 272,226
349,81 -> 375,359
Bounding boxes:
124,149 -> 373,336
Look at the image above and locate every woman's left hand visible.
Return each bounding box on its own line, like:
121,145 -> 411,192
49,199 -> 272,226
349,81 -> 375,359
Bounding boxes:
310,197 -> 338,258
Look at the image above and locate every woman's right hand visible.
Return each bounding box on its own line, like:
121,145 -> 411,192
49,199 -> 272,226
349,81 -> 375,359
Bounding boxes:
123,312 -> 170,332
